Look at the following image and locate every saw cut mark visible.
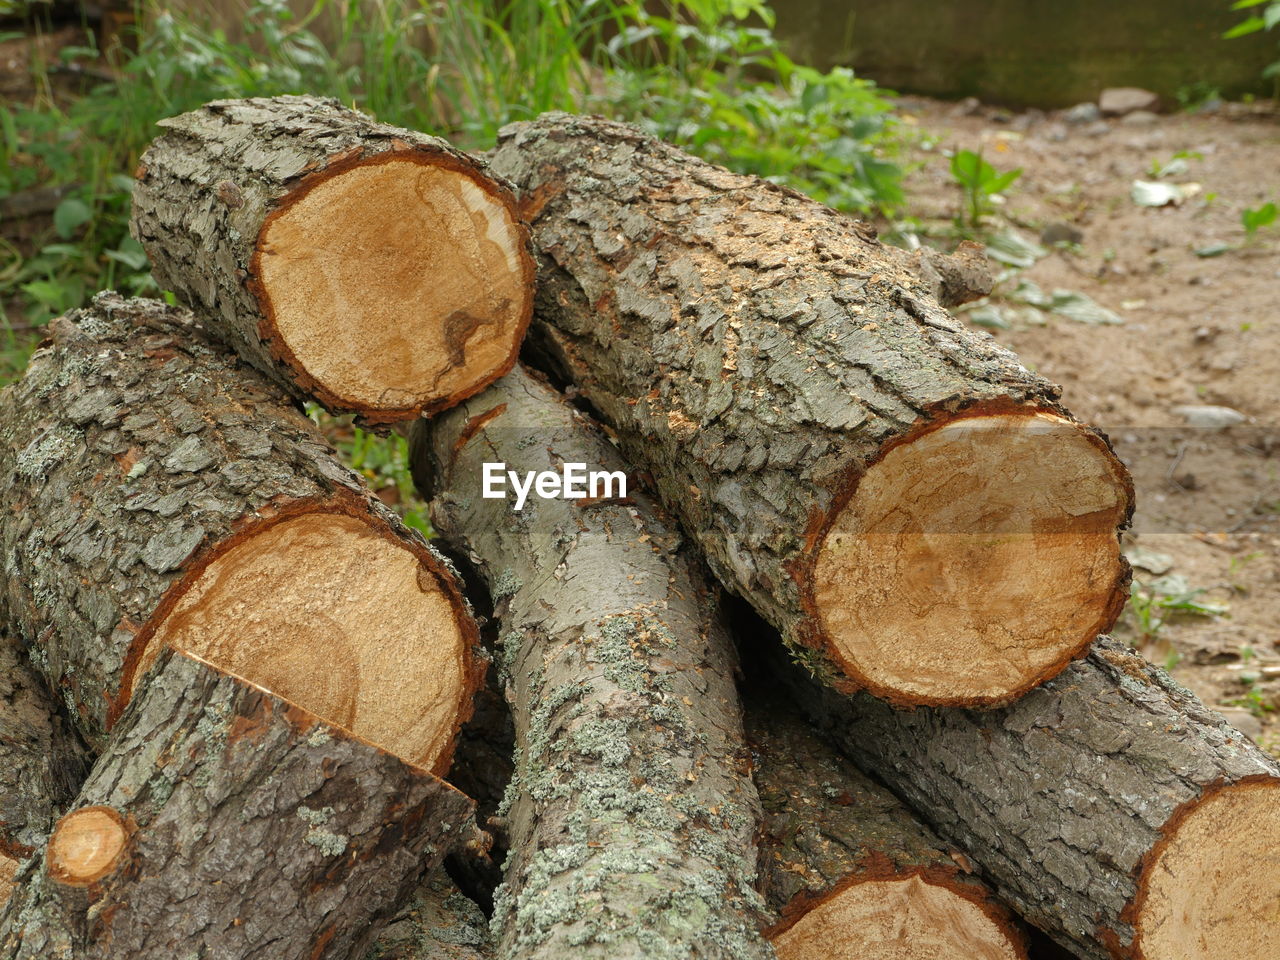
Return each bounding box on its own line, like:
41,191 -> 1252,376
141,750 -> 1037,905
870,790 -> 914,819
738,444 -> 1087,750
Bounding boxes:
257,155 -> 527,411
814,411 -> 1128,703
1135,779 -> 1280,960
46,807 -> 127,886
772,875 -> 1021,960
141,512 -> 467,771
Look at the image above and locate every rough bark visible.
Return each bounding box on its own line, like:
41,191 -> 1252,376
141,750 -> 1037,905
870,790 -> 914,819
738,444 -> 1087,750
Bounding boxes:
0,633 -> 91,860
131,95 -> 535,424
371,868 -> 492,960
748,697 -> 1025,960
772,633 -> 1280,960
412,365 -> 773,960
0,647 -> 476,960
488,114 -> 1133,708
0,293 -> 479,770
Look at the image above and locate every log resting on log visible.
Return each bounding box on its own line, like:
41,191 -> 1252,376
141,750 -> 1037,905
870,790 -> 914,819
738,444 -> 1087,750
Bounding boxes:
0,647 -> 476,960
371,867 -> 492,960
0,633 -> 91,860
488,113 -> 1133,707
132,95 -> 535,423
768,631 -> 1280,960
748,699 -> 1026,960
0,293 -> 480,772
412,365 -> 773,960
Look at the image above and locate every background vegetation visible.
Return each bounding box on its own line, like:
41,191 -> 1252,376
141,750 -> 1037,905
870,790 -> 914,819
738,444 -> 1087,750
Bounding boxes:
0,0 -> 905,383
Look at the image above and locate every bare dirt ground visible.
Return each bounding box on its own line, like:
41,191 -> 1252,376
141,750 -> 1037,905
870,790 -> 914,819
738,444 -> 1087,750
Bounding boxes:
894,96 -> 1280,752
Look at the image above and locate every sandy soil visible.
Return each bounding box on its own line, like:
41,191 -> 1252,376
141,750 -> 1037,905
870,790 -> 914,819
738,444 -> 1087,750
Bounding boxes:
893,96 -> 1280,751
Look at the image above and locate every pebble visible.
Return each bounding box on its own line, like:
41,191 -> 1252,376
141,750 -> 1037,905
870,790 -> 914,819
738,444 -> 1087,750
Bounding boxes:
1172,405 -> 1248,429
1099,87 -> 1160,116
1063,102 -> 1101,124
1040,222 -> 1084,246
1081,121 -> 1112,138
1120,110 -> 1160,126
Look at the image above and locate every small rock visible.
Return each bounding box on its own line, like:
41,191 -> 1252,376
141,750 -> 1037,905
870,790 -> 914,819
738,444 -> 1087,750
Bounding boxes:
1172,404 -> 1248,429
950,96 -> 982,117
1120,110 -> 1160,126
1044,122 -> 1069,142
1123,545 -> 1175,575
1081,121 -> 1112,138
1040,222 -> 1084,246
1215,706 -> 1263,742
1063,102 -> 1101,124
1099,87 -> 1160,116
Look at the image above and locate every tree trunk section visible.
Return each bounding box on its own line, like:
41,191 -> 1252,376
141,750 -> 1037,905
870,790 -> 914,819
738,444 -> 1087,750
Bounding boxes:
372,867 -> 492,960
131,95 -> 535,424
0,633 -> 91,860
0,293 -> 480,773
0,647 -> 475,960
412,365 -> 773,960
747,697 -> 1026,960
488,114 -> 1133,708
771,633 -> 1280,960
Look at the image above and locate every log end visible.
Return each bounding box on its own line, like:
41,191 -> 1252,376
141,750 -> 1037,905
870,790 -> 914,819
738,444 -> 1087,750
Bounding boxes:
770,873 -> 1025,960
46,807 -> 127,886
810,408 -> 1132,705
1132,777 -> 1280,960
128,503 -> 479,775
252,152 -> 534,421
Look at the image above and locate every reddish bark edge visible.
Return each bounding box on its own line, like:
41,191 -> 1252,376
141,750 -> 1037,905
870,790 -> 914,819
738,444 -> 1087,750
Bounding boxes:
1106,773 -> 1280,960
0,832 -> 34,862
45,805 -> 130,888
762,860 -> 1029,959
244,146 -> 536,423
110,487 -> 483,778
789,395 -> 1135,709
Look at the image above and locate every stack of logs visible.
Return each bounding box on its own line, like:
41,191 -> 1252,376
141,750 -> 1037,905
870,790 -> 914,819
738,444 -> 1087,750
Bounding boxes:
1,97 -> 1276,960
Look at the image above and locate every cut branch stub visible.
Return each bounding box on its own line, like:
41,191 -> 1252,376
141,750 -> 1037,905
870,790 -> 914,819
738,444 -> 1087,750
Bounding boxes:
131,95 -> 534,423
488,114 -> 1133,707
0,648 -> 477,960
0,293 -> 480,772
749,699 -> 1025,960
779,633 -> 1280,960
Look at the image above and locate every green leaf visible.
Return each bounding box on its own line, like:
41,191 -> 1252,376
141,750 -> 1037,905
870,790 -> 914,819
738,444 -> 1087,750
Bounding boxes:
1230,0 -> 1270,9
1242,201 -> 1278,235
987,168 -> 1023,194
1267,4 -> 1280,29
53,197 -> 92,239
1223,15 -> 1266,37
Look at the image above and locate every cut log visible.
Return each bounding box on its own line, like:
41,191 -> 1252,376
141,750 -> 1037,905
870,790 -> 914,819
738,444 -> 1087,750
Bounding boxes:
0,647 -> 476,960
1,633 -> 91,860
749,698 -> 1026,960
0,293 -> 480,772
131,95 -> 535,423
765,631 -> 1280,960
488,114 -> 1133,707
412,365 -> 772,960
372,866 -> 492,960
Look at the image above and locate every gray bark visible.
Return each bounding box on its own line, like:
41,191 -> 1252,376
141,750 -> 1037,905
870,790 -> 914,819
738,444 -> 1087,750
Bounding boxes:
0,647 -> 476,960
130,95 -> 533,423
371,868 -> 492,960
412,365 -> 773,960
779,635 -> 1280,959
486,114 -> 1131,706
0,633 -> 91,859
0,292 -> 476,752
